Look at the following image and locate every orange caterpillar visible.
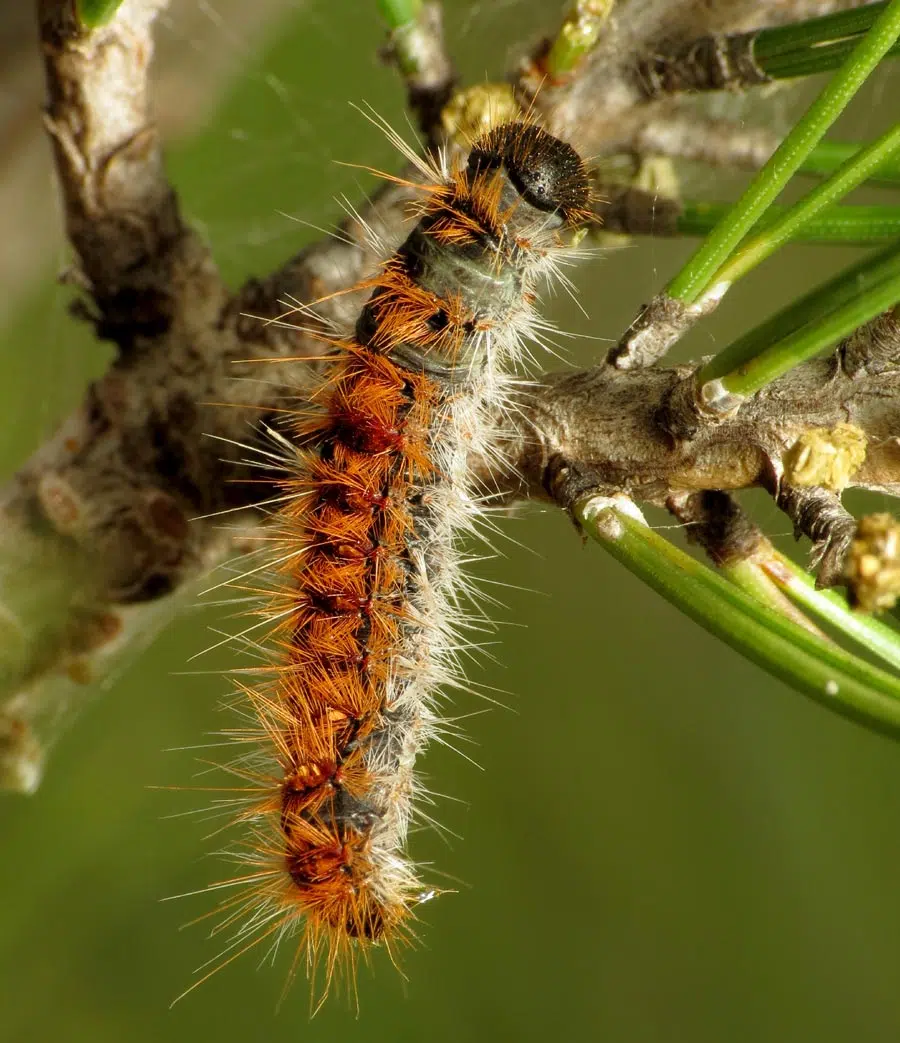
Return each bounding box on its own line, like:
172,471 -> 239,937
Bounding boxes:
197,121 -> 591,1000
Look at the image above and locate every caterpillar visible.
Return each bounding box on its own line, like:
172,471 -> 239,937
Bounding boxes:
194,119 -> 592,1002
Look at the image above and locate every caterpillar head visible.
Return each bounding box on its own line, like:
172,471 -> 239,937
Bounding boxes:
465,122 -> 591,230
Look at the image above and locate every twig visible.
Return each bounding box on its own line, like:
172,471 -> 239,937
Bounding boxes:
518,0 -> 868,152
636,31 -> 770,96
38,0 -> 207,346
506,352 -> 899,522
379,0 -> 456,144
0,0 -> 299,324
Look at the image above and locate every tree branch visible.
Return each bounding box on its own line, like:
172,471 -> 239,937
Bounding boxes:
503,352 -> 899,516
379,0 -> 456,143
38,0 -> 211,345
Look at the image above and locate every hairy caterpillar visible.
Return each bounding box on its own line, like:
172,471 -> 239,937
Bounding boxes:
192,119 -> 591,1002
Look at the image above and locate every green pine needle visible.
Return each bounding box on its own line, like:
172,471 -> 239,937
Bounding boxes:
576,499 -> 900,740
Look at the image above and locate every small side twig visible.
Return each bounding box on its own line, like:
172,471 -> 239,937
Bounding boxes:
37,0 -> 215,349
607,293 -> 720,370
636,31 -> 770,96
380,0 -> 456,145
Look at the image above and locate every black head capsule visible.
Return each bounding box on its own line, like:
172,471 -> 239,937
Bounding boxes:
466,123 -> 591,226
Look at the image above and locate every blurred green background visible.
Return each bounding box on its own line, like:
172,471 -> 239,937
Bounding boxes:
2,2 -> 900,1041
